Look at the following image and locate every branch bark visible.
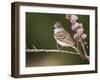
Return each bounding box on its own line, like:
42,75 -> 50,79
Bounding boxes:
26,49 -> 79,55
26,49 -> 89,61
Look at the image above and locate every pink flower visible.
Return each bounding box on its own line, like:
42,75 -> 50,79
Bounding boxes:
71,22 -> 79,31
70,15 -> 78,24
76,27 -> 84,36
81,34 -> 87,39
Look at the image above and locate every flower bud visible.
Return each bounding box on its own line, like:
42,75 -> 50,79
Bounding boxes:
81,33 -> 87,39
76,27 -> 84,36
65,15 -> 70,20
71,22 -> 79,31
73,33 -> 78,39
79,23 -> 83,28
70,15 -> 78,24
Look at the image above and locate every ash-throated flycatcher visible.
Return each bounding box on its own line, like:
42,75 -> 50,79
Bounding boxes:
53,22 -> 75,49
53,22 -> 88,60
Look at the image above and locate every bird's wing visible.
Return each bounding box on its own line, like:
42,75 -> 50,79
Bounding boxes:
54,30 -> 75,45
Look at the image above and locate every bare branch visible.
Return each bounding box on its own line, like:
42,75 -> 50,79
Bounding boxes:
26,49 -> 79,55
32,45 -> 37,50
26,49 -> 89,61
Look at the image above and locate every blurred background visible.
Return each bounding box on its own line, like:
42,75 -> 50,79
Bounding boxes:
26,12 -> 89,67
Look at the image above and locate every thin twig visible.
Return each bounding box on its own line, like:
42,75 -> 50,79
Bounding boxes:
32,45 -> 37,50
26,49 -> 79,55
80,39 -> 89,61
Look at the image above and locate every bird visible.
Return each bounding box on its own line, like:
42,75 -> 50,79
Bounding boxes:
53,21 -> 88,59
53,21 -> 75,49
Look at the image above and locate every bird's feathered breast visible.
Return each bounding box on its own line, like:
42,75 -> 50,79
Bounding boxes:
54,29 -> 75,46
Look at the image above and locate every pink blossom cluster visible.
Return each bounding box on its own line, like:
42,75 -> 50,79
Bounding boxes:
70,15 -> 87,40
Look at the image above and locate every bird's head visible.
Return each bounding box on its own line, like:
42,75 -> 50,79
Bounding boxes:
53,21 -> 63,29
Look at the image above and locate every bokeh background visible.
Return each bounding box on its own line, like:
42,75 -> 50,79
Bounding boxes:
26,12 -> 89,67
